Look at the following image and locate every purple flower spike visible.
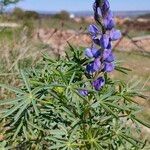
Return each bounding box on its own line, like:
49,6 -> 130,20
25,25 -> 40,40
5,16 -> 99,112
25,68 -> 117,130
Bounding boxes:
85,48 -> 101,58
104,62 -> 115,72
78,89 -> 88,96
92,77 -> 105,91
110,29 -> 122,41
88,24 -> 100,37
86,58 -> 101,74
100,34 -> 110,49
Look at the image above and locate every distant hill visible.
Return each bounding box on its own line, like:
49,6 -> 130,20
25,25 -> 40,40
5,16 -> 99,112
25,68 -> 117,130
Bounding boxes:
113,11 -> 150,18
137,13 -> 150,19
38,10 -> 150,18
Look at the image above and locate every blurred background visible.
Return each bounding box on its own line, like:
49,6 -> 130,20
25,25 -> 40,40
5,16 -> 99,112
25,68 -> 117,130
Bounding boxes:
0,0 -> 150,141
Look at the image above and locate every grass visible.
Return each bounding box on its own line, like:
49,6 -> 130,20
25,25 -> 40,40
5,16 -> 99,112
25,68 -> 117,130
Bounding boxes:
114,51 -> 150,83
38,18 -> 89,30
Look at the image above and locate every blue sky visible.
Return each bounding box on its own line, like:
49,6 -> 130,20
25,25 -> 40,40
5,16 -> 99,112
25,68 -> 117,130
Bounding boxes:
10,0 -> 150,12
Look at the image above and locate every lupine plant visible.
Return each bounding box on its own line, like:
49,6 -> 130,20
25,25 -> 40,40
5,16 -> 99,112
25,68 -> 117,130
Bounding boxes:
0,0 -> 149,149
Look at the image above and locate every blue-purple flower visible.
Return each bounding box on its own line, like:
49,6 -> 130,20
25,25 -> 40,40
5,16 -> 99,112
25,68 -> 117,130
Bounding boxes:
88,24 -> 100,37
92,77 -> 105,91
100,34 -> 110,49
103,49 -> 115,62
86,58 -> 101,74
78,89 -> 88,96
85,48 -> 101,58
110,29 -> 122,41
104,62 -> 115,72
103,11 -> 115,30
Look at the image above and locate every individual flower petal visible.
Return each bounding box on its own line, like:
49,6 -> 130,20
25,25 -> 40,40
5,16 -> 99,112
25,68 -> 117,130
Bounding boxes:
100,34 -> 110,49
78,89 -> 88,96
92,77 -> 105,91
104,62 -> 115,72
86,58 -> 101,74
110,29 -> 122,41
85,48 -> 101,58
88,24 -> 100,36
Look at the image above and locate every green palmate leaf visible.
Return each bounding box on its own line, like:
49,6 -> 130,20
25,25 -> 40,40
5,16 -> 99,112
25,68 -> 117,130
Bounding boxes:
14,102 -> 29,122
46,137 -> 65,143
12,120 -> 23,140
50,129 -> 67,136
31,99 -> 40,116
0,97 -> 23,106
69,72 -> 76,85
1,100 -> 25,118
20,70 -> 31,93
99,87 -> 115,100
100,102 -> 118,118
105,95 -> 122,101
61,106 -> 75,118
104,102 -> 129,111
0,83 -> 25,94
91,101 -> 100,109
49,143 -> 66,150
23,126 -> 28,140
26,120 -> 44,132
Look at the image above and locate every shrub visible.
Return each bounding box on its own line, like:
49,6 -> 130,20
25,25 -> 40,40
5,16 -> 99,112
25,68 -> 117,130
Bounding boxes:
12,7 -> 25,20
52,10 -> 70,20
12,8 -> 39,20
23,11 -> 39,19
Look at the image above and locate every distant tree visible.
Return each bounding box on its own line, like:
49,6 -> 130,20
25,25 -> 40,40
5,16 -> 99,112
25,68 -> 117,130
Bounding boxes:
24,10 -> 39,19
0,0 -> 21,13
137,13 -> 150,19
12,7 -> 24,19
53,10 -> 70,20
12,8 -> 39,20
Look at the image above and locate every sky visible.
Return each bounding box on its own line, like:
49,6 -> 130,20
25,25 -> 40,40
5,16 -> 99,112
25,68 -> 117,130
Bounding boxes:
9,0 -> 150,12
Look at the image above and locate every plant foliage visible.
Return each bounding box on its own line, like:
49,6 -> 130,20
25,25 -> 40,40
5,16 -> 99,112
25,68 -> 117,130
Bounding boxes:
0,46 -> 149,149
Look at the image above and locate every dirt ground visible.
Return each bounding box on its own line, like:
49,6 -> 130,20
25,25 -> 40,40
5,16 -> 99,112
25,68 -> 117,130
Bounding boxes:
35,28 -> 150,56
